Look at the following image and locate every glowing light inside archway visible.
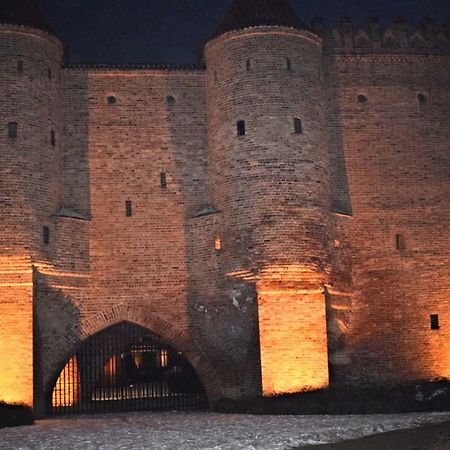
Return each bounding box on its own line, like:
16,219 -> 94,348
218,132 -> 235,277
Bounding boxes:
52,356 -> 80,407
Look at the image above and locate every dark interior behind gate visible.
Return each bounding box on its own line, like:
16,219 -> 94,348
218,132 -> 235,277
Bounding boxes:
50,321 -> 208,415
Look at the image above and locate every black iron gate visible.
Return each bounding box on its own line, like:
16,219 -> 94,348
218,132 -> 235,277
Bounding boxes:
50,321 -> 208,415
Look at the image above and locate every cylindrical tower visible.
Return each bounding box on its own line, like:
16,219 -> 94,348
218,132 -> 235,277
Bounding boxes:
0,0 -> 63,408
0,0 -> 63,258
204,0 -> 331,395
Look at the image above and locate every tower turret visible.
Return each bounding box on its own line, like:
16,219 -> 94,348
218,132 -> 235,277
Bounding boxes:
0,0 -> 63,407
0,0 -> 55,33
0,0 -> 63,257
204,0 -> 331,395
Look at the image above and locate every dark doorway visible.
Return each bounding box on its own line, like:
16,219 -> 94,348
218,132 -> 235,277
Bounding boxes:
49,321 -> 208,415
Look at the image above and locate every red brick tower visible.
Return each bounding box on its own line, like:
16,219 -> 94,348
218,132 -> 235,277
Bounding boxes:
0,0 -> 63,406
204,0 -> 331,395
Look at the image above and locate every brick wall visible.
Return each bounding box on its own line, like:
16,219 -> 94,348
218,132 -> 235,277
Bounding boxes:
188,210 -> 261,398
34,66 -> 225,409
82,68 -> 207,317
327,49 -> 450,383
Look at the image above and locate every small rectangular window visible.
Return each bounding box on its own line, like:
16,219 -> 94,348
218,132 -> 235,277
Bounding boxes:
125,200 -> 132,217
17,60 -> 23,73
294,118 -> 302,134
395,234 -> 404,251
51,130 -> 56,146
48,68 -> 52,80
430,314 -> 440,330
160,172 -> 167,189
285,58 -> 291,70
43,226 -> 50,245
8,122 -> 17,138
246,59 -> 251,71
215,237 -> 222,251
237,120 -> 245,137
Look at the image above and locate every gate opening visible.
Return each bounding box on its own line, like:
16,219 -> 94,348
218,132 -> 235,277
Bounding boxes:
49,321 -> 208,415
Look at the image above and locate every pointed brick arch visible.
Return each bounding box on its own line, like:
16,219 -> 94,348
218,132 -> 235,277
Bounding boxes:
46,304 -> 222,406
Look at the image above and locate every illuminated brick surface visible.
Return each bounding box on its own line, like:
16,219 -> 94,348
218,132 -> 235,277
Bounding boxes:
0,15 -> 450,413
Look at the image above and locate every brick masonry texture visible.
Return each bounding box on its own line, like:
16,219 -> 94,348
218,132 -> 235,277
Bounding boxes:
204,28 -> 331,395
0,16 -> 450,413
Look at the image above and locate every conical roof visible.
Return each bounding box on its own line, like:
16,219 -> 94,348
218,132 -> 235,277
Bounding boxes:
0,0 -> 54,34
213,0 -> 307,38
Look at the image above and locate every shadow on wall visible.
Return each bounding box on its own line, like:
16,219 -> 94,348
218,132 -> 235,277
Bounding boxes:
32,68 -> 93,417
33,278 -> 82,417
61,69 -> 92,219
161,73 -> 263,400
325,57 -> 352,216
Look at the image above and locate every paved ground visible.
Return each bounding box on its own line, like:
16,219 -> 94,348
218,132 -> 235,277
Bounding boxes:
0,412 -> 449,449
299,420 -> 450,449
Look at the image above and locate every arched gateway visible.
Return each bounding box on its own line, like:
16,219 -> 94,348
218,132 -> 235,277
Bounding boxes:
49,322 -> 208,415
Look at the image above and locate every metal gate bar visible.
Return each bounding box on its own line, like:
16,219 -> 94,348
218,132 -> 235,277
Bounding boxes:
50,321 -> 208,415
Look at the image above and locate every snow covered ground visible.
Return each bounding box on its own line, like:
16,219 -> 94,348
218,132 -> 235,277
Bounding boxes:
1,411 -> 450,449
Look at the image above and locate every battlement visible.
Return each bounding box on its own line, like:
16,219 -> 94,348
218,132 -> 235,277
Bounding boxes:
311,18 -> 450,53
64,63 -> 205,72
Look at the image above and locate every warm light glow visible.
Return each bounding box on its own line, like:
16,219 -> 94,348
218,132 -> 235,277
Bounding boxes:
160,350 -> 168,368
225,268 -> 255,280
258,264 -> 326,282
256,265 -> 329,396
32,259 -> 90,278
104,355 -> 120,380
52,356 -> 80,407
132,352 -> 143,369
227,264 -> 327,283
214,237 -> 222,251
423,300 -> 450,380
0,256 -> 34,406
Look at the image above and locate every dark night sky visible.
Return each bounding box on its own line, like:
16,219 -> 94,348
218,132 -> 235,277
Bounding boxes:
37,0 -> 450,64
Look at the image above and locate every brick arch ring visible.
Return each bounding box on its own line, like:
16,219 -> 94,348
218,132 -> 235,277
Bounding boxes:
47,304 -> 222,404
